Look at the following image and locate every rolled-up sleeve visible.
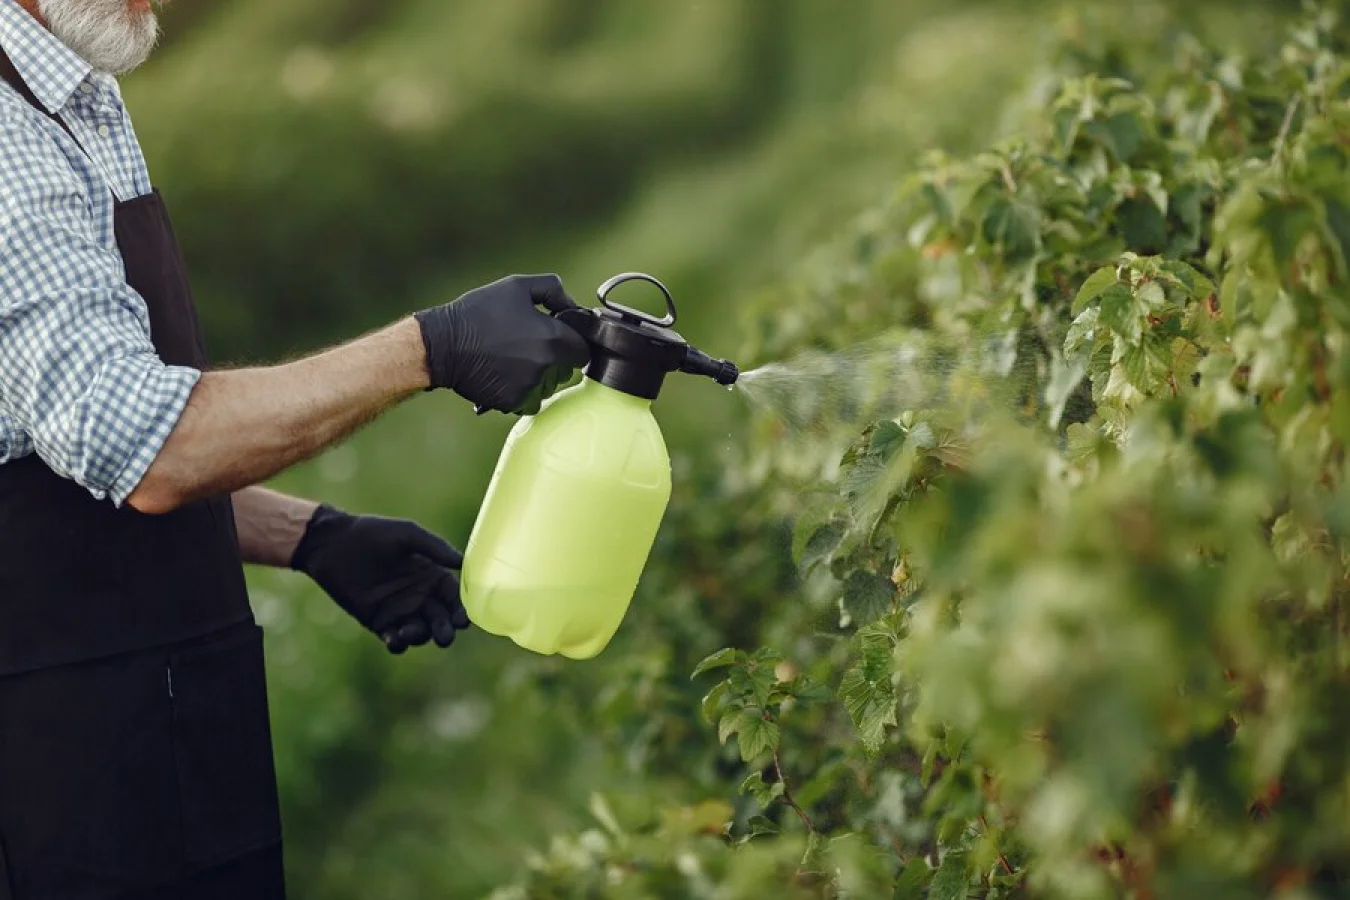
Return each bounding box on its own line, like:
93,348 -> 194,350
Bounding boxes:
0,109 -> 199,506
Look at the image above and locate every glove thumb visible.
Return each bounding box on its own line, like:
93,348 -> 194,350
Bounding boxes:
521,273 -> 577,315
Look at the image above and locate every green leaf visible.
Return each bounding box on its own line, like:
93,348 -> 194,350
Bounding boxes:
792,501 -> 844,563
718,709 -> 743,746
700,680 -> 731,725
740,771 -> 786,806
894,858 -> 933,899
1161,259 -> 1216,301
1169,337 -> 1202,385
1259,199 -> 1316,273
1052,98 -> 1082,152
930,849 -> 971,900
981,197 -> 1041,259
871,419 -> 907,457
840,627 -> 898,756
1137,281 -> 1166,309
1117,197 -> 1168,253
745,661 -> 779,708
1138,172 -> 1169,218
801,830 -> 829,871
1325,198 -> 1350,278
1066,422 -> 1103,464
1097,282 -> 1143,341
842,570 -> 896,627
1121,337 -> 1171,392
588,792 -> 624,837
784,674 -> 834,704
1172,181 -> 1207,232
736,712 -> 780,762
752,647 -> 785,666
842,454 -> 887,502
800,520 -> 846,575
746,814 -> 780,839
692,648 -> 741,678
1073,266 -> 1119,314
1065,306 -> 1100,354
1087,111 -> 1144,162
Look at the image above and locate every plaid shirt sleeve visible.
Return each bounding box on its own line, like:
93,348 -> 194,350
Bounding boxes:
0,106 -> 200,507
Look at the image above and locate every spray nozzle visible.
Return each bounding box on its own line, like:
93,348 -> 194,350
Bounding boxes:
680,347 -> 739,386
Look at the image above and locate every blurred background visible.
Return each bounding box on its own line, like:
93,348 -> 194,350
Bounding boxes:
124,1 -> 1301,895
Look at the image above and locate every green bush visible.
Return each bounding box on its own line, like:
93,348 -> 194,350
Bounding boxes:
490,4 -> 1350,897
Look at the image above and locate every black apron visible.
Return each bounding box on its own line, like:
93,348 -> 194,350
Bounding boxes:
0,51 -> 284,899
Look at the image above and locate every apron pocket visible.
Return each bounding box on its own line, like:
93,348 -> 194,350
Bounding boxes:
0,649 -> 181,893
168,623 -> 282,867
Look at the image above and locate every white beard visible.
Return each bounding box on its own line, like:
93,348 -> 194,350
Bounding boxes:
36,0 -> 160,76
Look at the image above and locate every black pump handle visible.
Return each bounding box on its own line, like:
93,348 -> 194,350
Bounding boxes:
597,272 -> 677,327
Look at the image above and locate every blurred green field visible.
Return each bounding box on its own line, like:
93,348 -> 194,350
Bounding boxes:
118,1 -> 1293,896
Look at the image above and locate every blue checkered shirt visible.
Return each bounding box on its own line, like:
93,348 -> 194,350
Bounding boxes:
0,0 -> 198,507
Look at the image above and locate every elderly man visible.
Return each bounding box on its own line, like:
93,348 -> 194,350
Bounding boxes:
0,0 -> 590,897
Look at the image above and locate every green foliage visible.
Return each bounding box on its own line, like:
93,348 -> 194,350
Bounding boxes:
126,0 -> 937,360
131,0 -> 1311,896
493,3 -> 1350,897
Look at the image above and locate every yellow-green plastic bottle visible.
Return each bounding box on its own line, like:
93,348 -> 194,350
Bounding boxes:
459,273 -> 738,659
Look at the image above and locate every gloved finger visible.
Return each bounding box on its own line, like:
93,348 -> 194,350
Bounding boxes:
424,598 -> 457,648
520,273 -> 576,315
517,390 -> 544,417
382,629 -> 408,655
395,618 -> 431,649
550,321 -> 591,370
438,573 -> 471,630
367,572 -> 440,634
397,523 -> 464,569
536,369 -> 560,404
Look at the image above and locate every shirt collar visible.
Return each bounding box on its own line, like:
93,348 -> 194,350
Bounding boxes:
0,0 -> 95,115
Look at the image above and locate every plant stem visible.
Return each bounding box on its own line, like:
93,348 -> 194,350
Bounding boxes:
774,750 -> 818,833
1273,95 -> 1302,165
980,815 -> 1015,874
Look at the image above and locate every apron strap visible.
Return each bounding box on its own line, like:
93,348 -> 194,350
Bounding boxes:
0,44 -> 78,143
0,44 -> 137,207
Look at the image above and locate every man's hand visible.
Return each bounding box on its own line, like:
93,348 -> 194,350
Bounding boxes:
289,504 -> 471,653
414,273 -> 591,415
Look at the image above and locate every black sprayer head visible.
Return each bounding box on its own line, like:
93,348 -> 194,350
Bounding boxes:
555,272 -> 739,401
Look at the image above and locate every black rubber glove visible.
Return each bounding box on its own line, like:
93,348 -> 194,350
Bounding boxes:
414,273 -> 591,415
289,504 -> 471,654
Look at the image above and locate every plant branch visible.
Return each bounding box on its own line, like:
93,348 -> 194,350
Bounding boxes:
980,815 -> 1015,874
1273,95 -> 1302,166
774,750 -> 818,833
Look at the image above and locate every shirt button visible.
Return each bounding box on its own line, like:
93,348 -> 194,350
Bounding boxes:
97,125 -> 110,137
80,83 -> 94,95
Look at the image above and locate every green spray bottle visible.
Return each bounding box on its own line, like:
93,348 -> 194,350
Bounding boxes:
459,272 -> 739,659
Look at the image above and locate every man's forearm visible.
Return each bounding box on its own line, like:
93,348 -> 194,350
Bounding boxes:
232,486 -> 321,567
126,317 -> 430,514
